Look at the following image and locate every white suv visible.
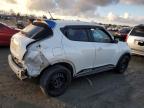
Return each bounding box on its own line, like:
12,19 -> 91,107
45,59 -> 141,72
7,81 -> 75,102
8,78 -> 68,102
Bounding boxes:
8,20 -> 131,97
127,25 -> 144,56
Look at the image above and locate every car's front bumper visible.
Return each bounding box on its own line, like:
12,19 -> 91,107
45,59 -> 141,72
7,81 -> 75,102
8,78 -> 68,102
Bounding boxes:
8,55 -> 27,80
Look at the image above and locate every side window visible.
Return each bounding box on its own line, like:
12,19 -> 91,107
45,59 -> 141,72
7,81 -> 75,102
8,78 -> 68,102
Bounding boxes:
91,28 -> 112,43
66,28 -> 89,42
33,28 -> 53,40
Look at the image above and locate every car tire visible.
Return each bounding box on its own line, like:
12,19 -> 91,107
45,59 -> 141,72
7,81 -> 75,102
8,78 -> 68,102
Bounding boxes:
115,55 -> 130,73
40,65 -> 72,97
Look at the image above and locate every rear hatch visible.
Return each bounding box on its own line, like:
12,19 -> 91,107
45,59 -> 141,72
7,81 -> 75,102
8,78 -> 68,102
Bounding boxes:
10,20 -> 55,60
10,32 -> 34,60
127,26 -> 144,52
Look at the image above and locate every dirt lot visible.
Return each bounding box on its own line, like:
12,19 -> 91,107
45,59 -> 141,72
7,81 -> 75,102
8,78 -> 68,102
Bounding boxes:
0,47 -> 144,108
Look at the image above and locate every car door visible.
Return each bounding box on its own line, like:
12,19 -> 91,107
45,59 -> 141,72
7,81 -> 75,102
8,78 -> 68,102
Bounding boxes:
89,27 -> 118,68
62,26 -> 95,73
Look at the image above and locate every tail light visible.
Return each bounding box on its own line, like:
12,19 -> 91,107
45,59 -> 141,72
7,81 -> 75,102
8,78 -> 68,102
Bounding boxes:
125,35 -> 128,42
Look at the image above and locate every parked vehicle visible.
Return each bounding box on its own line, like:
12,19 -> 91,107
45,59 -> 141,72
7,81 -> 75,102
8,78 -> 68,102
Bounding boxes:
16,20 -> 25,29
117,28 -> 131,41
0,23 -> 19,46
107,28 -> 119,36
8,20 -> 131,97
127,24 -> 144,56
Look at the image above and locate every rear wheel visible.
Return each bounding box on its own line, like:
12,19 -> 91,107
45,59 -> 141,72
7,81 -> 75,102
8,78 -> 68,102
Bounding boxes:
115,55 -> 130,73
40,65 -> 72,97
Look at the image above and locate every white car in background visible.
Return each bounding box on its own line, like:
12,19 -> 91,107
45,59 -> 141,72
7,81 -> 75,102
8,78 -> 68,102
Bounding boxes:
127,25 -> 144,56
8,20 -> 131,97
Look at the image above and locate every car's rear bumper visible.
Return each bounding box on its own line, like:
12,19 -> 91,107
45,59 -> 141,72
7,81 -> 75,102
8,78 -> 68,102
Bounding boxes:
8,55 -> 27,80
131,49 -> 144,56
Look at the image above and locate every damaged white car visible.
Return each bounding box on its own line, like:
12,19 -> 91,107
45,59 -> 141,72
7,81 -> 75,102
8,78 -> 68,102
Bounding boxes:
8,20 -> 131,97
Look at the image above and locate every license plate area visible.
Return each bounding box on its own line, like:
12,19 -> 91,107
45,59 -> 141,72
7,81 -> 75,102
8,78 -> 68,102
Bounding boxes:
134,40 -> 144,46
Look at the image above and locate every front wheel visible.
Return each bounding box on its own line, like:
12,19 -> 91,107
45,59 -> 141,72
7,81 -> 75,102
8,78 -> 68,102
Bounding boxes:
115,55 -> 130,73
40,65 -> 72,97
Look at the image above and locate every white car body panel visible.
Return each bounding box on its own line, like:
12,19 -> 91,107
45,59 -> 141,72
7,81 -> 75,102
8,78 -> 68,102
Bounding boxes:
62,35 -> 95,74
93,42 -> 117,67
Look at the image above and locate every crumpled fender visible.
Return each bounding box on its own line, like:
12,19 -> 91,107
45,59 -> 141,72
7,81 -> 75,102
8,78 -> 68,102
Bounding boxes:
24,47 -> 49,77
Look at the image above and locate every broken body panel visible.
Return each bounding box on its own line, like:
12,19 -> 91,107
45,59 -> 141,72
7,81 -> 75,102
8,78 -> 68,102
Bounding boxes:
9,20 -> 62,79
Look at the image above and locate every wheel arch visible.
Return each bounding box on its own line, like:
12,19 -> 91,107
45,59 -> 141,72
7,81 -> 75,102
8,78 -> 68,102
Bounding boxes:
40,60 -> 76,77
121,52 -> 131,59
117,52 -> 131,65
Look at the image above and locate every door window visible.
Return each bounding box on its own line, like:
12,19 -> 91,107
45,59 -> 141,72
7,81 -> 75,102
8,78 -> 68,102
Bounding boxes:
91,28 -> 112,43
64,28 -> 89,42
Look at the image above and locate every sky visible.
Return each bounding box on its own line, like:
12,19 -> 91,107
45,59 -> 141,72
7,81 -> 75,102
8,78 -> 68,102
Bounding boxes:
0,0 -> 144,26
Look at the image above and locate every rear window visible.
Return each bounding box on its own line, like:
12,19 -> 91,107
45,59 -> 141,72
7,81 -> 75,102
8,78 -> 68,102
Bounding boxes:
120,28 -> 130,34
130,27 -> 144,37
21,23 -> 53,40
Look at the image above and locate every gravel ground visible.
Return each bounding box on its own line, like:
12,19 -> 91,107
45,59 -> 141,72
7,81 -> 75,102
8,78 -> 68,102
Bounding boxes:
0,47 -> 144,108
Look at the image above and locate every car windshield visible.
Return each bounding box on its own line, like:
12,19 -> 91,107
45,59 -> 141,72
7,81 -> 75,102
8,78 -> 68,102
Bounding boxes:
21,24 -> 44,38
130,26 -> 144,37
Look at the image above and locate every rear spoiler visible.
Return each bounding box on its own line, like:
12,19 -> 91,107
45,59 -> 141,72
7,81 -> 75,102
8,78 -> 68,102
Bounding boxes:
33,20 -> 56,29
